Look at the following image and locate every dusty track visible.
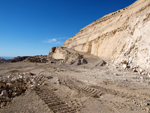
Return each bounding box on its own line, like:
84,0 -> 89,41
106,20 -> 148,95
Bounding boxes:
0,62 -> 150,113
58,77 -> 150,113
34,86 -> 78,113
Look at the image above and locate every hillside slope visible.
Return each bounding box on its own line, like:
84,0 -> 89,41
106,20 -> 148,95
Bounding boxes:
61,0 -> 150,71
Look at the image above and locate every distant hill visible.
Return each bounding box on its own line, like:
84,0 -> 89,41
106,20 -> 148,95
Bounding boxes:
0,56 -> 14,60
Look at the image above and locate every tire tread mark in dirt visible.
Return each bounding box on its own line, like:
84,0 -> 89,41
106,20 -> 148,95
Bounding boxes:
80,86 -> 136,111
81,86 -> 104,98
34,86 -> 77,113
62,78 -> 150,112
90,85 -> 150,112
61,78 -> 104,98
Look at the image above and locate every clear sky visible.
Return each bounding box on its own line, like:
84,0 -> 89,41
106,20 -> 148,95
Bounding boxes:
0,0 -> 136,57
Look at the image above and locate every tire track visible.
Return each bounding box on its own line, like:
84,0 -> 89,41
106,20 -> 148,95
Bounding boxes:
59,78 -> 103,98
61,78 -> 104,98
61,78 -> 150,112
81,86 -> 104,98
34,86 -> 78,113
90,85 -> 150,112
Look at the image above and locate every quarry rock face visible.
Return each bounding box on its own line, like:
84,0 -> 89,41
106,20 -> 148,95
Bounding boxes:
56,0 -> 150,71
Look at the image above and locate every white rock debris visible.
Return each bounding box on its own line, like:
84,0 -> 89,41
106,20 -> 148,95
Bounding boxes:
0,72 -> 46,108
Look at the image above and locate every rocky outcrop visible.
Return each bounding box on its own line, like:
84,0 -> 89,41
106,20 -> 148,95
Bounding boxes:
48,47 -> 70,60
47,47 -> 84,65
59,0 -> 150,71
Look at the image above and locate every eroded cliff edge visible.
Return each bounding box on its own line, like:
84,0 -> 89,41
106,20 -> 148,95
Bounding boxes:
49,0 -> 150,72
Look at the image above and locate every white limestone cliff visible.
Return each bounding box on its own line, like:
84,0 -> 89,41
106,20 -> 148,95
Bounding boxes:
48,0 -> 150,72
60,0 -> 150,71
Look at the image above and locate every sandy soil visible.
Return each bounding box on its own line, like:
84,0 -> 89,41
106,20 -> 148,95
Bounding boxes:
0,59 -> 150,113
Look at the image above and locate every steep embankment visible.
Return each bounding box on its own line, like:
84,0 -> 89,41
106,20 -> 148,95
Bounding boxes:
62,0 -> 150,71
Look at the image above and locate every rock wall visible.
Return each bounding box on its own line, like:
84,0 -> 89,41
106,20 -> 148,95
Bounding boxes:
61,0 -> 150,71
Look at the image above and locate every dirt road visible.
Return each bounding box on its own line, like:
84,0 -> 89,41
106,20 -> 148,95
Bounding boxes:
0,61 -> 150,113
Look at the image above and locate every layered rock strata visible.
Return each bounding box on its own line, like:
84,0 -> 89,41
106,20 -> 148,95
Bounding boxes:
57,0 -> 150,71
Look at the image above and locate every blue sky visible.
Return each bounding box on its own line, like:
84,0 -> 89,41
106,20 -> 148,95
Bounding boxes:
0,0 -> 136,57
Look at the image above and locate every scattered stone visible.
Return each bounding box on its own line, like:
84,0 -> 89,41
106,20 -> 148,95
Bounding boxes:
133,69 -> 138,73
0,90 -> 8,97
70,60 -> 76,65
120,60 -> 127,65
81,58 -> 88,64
141,71 -> 148,75
115,73 -> 120,76
0,72 -> 46,108
138,68 -> 145,75
116,66 -> 119,69
95,60 -> 107,66
139,68 -> 144,73
122,64 -> 127,69
47,76 -> 53,79
23,56 -> 47,63
140,76 -> 144,82
77,59 -> 81,65
145,107 -> 150,112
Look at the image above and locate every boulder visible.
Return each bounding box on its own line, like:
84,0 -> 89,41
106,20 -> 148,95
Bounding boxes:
48,47 -> 70,60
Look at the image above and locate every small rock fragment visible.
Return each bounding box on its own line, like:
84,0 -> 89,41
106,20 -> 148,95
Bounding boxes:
0,90 -> 8,97
77,59 -> 81,65
122,64 -> 127,69
133,69 -> 137,72
81,58 -> 88,64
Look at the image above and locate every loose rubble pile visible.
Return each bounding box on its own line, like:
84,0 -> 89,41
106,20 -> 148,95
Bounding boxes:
10,56 -> 29,62
0,72 -> 46,108
23,56 -> 47,63
10,56 -> 48,63
0,56 -> 48,64
47,47 -> 87,65
118,59 -> 150,77
58,53 -> 84,65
